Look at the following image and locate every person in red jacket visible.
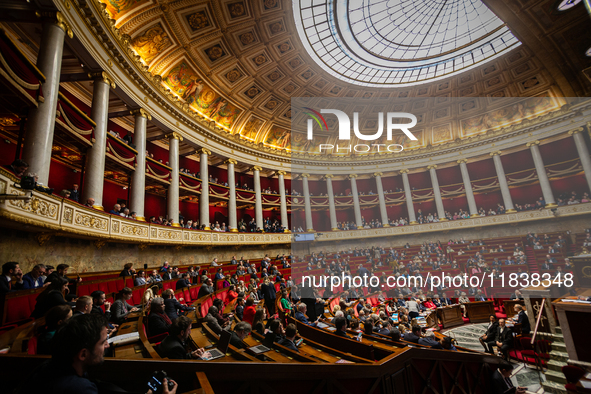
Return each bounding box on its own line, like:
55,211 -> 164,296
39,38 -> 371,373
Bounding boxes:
242,297 -> 257,324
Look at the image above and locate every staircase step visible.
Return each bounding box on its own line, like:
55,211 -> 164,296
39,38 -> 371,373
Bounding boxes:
542,380 -> 568,394
552,333 -> 564,342
547,359 -> 567,372
551,342 -> 567,352
549,350 -> 569,362
545,370 -> 568,384
555,327 -> 562,334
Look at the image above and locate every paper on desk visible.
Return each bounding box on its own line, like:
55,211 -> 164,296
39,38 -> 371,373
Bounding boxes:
581,380 -> 591,389
108,332 -> 139,344
585,372 -> 591,379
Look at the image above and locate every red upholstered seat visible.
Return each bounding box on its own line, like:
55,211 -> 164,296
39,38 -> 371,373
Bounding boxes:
5,294 -> 32,324
98,282 -> 109,293
562,365 -> 585,387
183,289 -> 191,304
27,336 -> 38,355
189,286 -> 199,300
77,284 -> 90,296
108,280 -> 119,294
274,282 -> 281,292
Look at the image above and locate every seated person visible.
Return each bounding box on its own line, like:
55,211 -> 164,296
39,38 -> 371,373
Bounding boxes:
242,297 -> 257,325
234,297 -> 245,321
203,306 -> 224,335
403,325 -> 422,344
31,277 -> 69,319
19,313 -> 179,394
277,323 -> 299,352
514,304 -> 531,335
486,319 -> 513,360
263,319 -> 284,347
230,321 -> 251,349
479,315 -> 499,351
72,296 -> 93,316
251,308 -> 267,336
334,316 -> 350,338
418,331 -> 443,349
36,305 -> 73,355
295,303 -> 318,326
147,297 -> 172,338
157,316 -> 208,360
175,273 -> 191,290
162,289 -> 194,321
22,264 -> 46,289
1,261 -> 24,293
491,362 -> 526,394
134,270 -> 147,286
440,336 -> 457,351
110,287 -> 139,325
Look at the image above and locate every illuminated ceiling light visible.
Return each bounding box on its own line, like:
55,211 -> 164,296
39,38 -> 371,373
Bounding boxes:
557,0 -> 581,11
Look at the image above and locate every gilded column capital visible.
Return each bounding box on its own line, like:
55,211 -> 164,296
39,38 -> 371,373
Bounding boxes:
301,173 -> 310,178
427,165 -> 437,170
197,148 -> 211,155
568,127 -> 584,135
166,132 -> 183,142
399,169 -> 409,174
277,170 -> 287,176
252,166 -> 263,172
130,108 -> 152,120
323,174 -> 334,179
348,174 -> 358,179
457,159 -> 468,164
372,172 -> 383,177
224,158 -> 238,165
526,140 -> 540,148
490,151 -> 502,157
37,11 -> 73,38
88,71 -> 116,89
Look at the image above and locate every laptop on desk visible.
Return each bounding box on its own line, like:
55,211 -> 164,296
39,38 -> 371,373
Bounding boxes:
248,344 -> 271,354
202,330 -> 232,360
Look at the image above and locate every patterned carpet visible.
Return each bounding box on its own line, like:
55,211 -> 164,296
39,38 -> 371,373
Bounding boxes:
443,323 -> 547,393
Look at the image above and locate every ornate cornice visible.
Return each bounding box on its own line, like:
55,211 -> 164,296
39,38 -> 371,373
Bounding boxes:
88,71 -> 116,89
130,108 -> 152,120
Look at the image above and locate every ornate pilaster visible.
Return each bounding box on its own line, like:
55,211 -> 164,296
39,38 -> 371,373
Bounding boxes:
490,151 -> 516,213
569,127 -> 591,194
252,166 -> 263,231
373,172 -> 390,227
457,159 -> 479,217
22,12 -> 73,185
324,174 -> 338,231
527,141 -> 557,207
129,108 -> 151,221
277,170 -> 289,232
225,159 -> 238,232
301,173 -> 314,232
400,169 -> 416,224
349,174 -> 363,229
198,148 -> 211,230
82,71 -> 116,210
427,165 -> 447,221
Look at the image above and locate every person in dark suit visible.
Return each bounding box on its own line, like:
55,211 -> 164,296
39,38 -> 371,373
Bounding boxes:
45,264 -> 82,286
480,315 -> 499,351
175,273 -> 192,290
90,290 -> 112,321
334,316 -> 350,338
110,287 -> 139,325
31,277 -> 68,319
418,332 -> 443,349
1,261 -> 24,293
162,289 -> 194,321
403,325 -> 422,344
147,297 -> 172,338
118,263 -> 135,277
68,183 -> 80,202
197,278 -> 214,299
277,323 -> 299,352
262,319 -> 284,347
490,362 -> 526,394
510,289 -> 523,300
514,305 -> 531,335
157,316 -> 206,360
72,295 -> 93,316
230,321 -> 251,349
295,303 -> 318,326
260,277 -> 277,315
475,290 -> 487,302
486,319 -> 513,359
440,293 -> 452,306
162,267 -> 174,281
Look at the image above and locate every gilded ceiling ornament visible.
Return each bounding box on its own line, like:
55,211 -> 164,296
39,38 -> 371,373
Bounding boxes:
225,69 -> 242,83
205,45 -> 225,62
253,54 -> 268,66
239,32 -> 255,46
269,21 -> 284,35
264,0 -> 278,9
131,24 -> 171,63
227,2 -> 246,18
187,11 -> 210,31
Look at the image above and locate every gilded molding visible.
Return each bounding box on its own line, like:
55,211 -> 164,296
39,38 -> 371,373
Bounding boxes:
457,159 -> 468,164
252,166 -> 263,172
427,165 -> 438,170
277,170 -> 287,176
490,151 -> 502,156
526,140 -> 541,147
372,172 -> 383,177
348,174 -> 358,179
301,173 -> 310,178
166,132 -> 184,142
197,148 -> 211,156
225,159 -> 238,165
323,174 -> 333,179
399,169 -> 409,174
568,127 -> 584,135
36,11 -> 74,38
88,71 -> 116,89
130,108 -> 152,120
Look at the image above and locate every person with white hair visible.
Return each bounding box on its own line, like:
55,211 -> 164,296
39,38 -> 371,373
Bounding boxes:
418,330 -> 443,349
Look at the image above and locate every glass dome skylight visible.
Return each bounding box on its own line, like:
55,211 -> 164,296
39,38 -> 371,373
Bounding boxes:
293,0 -> 521,87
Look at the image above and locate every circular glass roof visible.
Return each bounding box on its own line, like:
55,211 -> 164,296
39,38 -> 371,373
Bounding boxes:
293,0 -> 521,86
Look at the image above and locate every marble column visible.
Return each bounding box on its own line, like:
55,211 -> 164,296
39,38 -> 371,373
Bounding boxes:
427,165 -> 447,221
373,172 -> 390,226
22,13 -> 72,185
82,72 -> 116,210
225,159 -> 238,232
325,175 -> 338,231
349,174 -> 363,229
490,151 -> 516,213
253,166 -> 263,231
400,169 -> 416,224
277,171 -> 289,232
302,174 -> 314,232
129,108 -> 151,221
527,141 -> 557,207
458,159 -> 479,217
571,127 -> 591,194
167,132 -> 182,227
199,148 -> 211,230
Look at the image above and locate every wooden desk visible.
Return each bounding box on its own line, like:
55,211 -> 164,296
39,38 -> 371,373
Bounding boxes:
111,321 -> 143,359
502,300 -> 523,315
436,305 -> 464,329
465,301 -> 495,323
